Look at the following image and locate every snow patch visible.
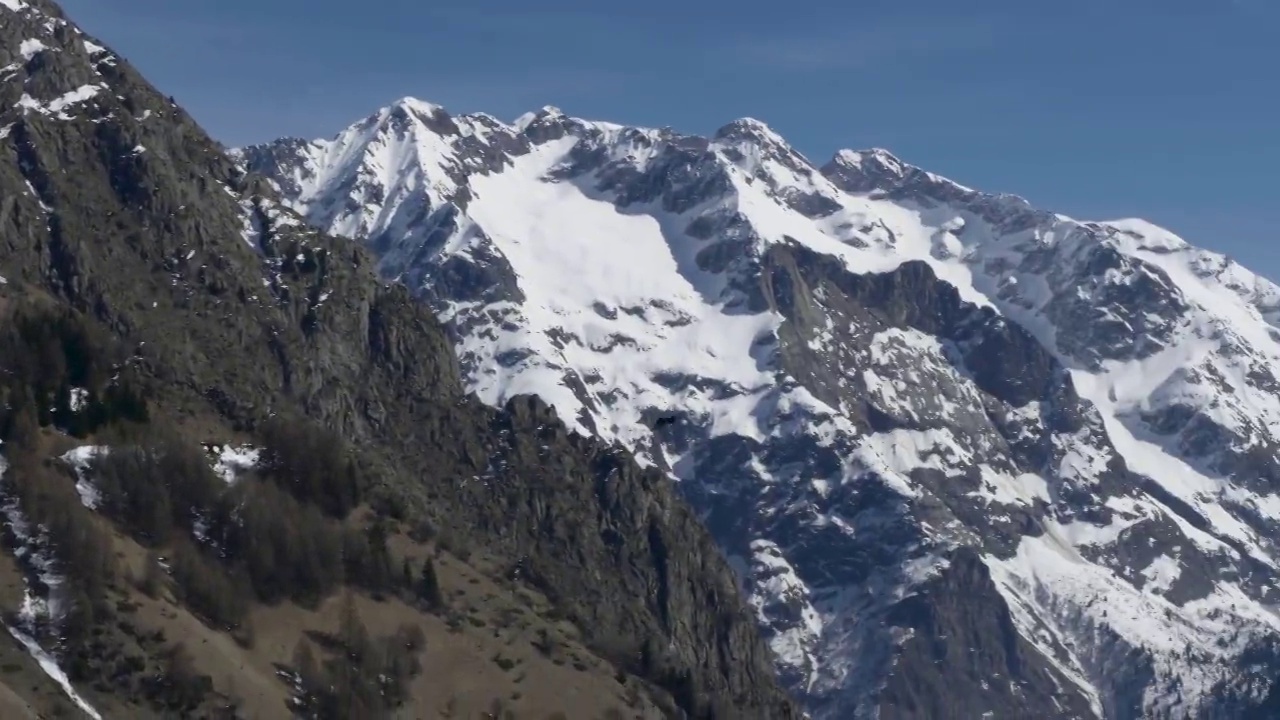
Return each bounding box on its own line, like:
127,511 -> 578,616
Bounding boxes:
988,528 -> 1278,717
208,444 -> 260,484
4,624 -> 103,720
19,38 -> 47,59
1141,554 -> 1182,594
60,445 -> 108,510
16,84 -> 103,120
68,387 -> 89,412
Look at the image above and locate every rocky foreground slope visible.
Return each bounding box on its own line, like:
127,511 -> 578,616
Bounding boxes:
240,98 -> 1280,718
0,2 -> 800,717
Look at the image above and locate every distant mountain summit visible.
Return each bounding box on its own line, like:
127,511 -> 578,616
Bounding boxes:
241,96 -> 1280,719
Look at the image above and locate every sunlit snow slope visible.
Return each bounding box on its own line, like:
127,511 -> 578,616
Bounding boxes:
239,100 -> 1280,720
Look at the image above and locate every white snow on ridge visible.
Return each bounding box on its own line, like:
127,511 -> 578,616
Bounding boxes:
988,525 -> 1276,717
724,139 -> 999,311
748,539 -> 823,681
16,84 -> 104,120
458,136 -> 784,448
245,98 -> 1280,717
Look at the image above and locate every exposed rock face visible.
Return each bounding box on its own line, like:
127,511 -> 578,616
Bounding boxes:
0,3 -> 800,717
242,93 -> 1280,718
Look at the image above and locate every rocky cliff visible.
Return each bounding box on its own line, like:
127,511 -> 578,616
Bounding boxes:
0,2 -> 799,717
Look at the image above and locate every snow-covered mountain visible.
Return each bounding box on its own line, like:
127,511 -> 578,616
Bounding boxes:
238,98 -> 1280,719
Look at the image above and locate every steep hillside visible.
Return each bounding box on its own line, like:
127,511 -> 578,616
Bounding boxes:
241,99 -> 1280,718
0,2 -> 800,718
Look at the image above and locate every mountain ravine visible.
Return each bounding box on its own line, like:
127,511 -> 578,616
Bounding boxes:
240,99 -> 1280,718
0,2 -> 802,718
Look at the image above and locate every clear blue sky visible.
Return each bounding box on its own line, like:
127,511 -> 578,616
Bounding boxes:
59,0 -> 1278,278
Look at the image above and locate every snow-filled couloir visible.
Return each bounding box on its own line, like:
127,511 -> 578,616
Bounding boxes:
237,98 -> 1280,720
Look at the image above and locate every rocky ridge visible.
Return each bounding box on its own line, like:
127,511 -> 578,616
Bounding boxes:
240,96 -> 1280,719
0,2 -> 800,717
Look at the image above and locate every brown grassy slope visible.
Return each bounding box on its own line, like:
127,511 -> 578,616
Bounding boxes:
0,417 -> 673,718
55,513 -> 665,719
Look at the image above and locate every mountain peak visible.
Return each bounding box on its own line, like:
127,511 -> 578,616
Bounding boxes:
381,96 -> 454,130
388,96 -> 446,116
714,116 -> 786,144
831,147 -> 906,174
512,105 -> 566,132
819,148 -> 911,196
359,95 -> 462,138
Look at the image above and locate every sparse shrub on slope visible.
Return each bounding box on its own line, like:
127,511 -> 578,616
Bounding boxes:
288,593 -> 426,719
169,537 -> 254,638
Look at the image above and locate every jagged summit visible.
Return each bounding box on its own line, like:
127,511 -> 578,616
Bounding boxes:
238,95 -> 1280,720
354,94 -> 457,137
512,104 -> 564,128
388,95 -> 446,115
829,146 -> 905,171
714,116 -> 783,140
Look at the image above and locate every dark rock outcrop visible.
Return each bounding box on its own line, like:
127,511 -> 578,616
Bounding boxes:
0,3 -> 799,717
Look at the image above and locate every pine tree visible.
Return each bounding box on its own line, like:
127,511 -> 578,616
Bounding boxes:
418,557 -> 443,610
293,638 -> 323,695
2,384 -> 39,446
140,553 -> 166,598
338,591 -> 369,661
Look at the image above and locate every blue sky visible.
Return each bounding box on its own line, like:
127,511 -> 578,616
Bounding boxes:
60,0 -> 1277,277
